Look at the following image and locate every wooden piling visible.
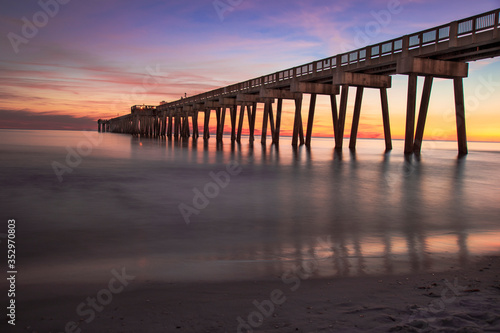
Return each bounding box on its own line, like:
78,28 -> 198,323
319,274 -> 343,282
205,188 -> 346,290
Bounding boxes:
261,102 -> 270,144
167,114 -> 173,138
305,93 -> 317,146
220,107 -> 226,141
413,76 -> 433,153
203,109 -> 211,140
273,98 -> 283,145
237,104 -> 245,143
216,108 -> 221,141
330,94 -> 338,141
268,102 -> 275,140
404,74 -> 418,154
380,88 -> 392,151
193,111 -> 199,139
454,77 -> 468,155
335,84 -> 349,149
230,106 -> 237,142
292,97 -> 303,146
184,115 -> 190,138
349,87 -> 364,149
175,114 -> 181,139
249,103 -> 257,142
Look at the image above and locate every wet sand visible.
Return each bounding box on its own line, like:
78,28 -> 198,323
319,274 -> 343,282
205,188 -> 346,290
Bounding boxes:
8,255 -> 500,332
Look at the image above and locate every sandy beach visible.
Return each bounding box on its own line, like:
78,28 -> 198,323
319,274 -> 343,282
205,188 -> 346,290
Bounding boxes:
7,255 -> 498,333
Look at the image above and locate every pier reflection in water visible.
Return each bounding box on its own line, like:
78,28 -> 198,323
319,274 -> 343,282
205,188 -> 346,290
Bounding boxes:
124,134 -> 499,281
1,130 -> 499,284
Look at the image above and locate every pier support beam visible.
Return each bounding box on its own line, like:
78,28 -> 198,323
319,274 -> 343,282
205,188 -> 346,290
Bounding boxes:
216,99 -> 236,142
174,114 -> 181,139
333,72 -> 391,89
161,114 -> 167,137
413,76 -> 433,153
332,72 -> 392,150
380,88 -> 392,151
305,93 -> 317,146
259,90 -> 304,145
230,106 -> 237,142
237,104 -> 245,143
291,82 -> 340,95
349,87 -> 364,149
405,74 -> 418,154
216,107 -> 227,142
221,107 -> 226,141
454,78 -> 468,155
154,116 -> 159,137
184,115 -> 190,138
261,101 -> 270,144
268,103 -> 275,140
216,108 -> 222,141
260,101 -> 277,145
192,111 -> 199,139
237,94 -> 275,144
292,96 -> 304,146
290,82 -> 339,147
203,109 -> 211,140
397,57 -> 469,79
273,98 -> 283,145
260,88 -> 301,100
167,114 -> 173,138
259,89 -> 303,145
335,85 -> 349,149
331,94 -> 338,141
249,103 -> 257,143
397,57 -> 469,155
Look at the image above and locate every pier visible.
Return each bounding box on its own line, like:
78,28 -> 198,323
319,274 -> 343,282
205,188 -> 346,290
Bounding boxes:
101,9 -> 500,155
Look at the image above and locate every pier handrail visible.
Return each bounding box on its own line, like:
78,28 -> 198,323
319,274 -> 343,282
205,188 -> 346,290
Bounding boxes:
163,8 -> 499,108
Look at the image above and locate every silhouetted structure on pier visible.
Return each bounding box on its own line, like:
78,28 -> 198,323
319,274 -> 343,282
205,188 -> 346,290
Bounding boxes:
101,9 -> 500,155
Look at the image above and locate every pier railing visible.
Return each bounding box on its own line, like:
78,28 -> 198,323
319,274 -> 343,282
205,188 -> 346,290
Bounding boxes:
164,8 -> 499,109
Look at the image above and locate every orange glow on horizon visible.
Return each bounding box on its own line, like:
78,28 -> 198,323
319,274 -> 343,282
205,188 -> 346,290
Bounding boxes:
2,59 -> 499,142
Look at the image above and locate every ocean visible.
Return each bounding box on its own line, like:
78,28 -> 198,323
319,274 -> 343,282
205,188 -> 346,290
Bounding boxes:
1,129 -> 499,286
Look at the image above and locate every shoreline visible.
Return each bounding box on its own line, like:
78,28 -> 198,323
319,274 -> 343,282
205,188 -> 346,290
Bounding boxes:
9,255 -> 500,332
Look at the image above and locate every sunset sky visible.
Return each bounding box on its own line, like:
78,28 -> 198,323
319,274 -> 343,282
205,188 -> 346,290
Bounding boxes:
1,0 -> 500,141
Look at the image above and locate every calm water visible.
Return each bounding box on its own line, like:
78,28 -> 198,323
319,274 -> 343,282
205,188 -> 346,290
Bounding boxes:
1,129 -> 499,285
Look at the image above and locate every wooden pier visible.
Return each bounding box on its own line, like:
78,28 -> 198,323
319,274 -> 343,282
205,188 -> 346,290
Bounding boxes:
101,9 -> 500,155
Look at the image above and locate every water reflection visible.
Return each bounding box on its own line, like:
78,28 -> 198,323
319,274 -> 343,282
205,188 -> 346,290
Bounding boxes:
129,136 -> 498,280
453,157 -> 469,266
3,130 -> 499,284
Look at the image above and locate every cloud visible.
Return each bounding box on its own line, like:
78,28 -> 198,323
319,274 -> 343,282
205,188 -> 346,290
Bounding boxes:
0,109 -> 98,130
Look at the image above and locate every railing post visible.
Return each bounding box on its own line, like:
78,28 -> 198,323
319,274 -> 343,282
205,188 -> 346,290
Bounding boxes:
365,46 -> 372,65
472,17 -> 477,43
495,11 -> 500,39
449,21 -> 458,47
401,36 -> 409,57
